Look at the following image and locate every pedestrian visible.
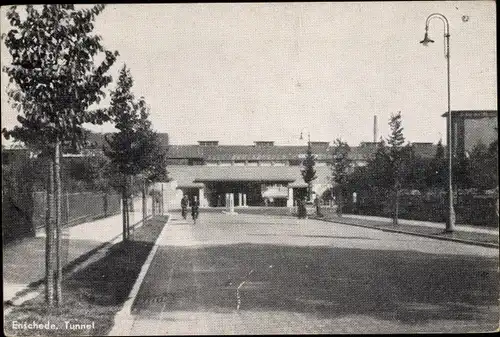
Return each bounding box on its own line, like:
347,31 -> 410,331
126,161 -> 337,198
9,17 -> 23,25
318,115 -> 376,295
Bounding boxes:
181,195 -> 189,220
191,198 -> 199,224
297,197 -> 307,219
314,196 -> 323,217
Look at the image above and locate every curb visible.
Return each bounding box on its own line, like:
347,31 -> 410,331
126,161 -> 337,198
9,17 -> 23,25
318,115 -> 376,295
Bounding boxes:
313,217 -> 499,249
3,214 -> 153,312
107,214 -> 171,336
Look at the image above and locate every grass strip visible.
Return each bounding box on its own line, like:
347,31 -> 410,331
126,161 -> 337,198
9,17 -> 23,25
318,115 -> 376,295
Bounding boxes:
4,215 -> 168,336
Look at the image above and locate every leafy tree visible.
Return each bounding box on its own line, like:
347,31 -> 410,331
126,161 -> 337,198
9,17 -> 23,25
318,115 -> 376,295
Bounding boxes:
427,139 -> 447,189
468,142 -> 498,191
387,111 -> 405,225
402,146 -> 430,191
104,65 -> 168,236
1,4 -> 118,306
301,141 -> 317,201
369,138 -> 392,190
330,138 -> 351,216
133,105 -> 169,222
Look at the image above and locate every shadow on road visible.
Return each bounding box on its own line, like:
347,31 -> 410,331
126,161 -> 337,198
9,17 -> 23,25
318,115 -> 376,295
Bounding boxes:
248,233 -> 380,240
132,243 -> 499,329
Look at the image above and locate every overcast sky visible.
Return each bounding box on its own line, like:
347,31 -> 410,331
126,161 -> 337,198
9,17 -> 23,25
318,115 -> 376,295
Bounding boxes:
1,2 -> 497,146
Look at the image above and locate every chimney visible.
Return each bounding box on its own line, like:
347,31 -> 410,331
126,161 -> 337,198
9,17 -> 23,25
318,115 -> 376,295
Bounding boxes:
373,115 -> 378,142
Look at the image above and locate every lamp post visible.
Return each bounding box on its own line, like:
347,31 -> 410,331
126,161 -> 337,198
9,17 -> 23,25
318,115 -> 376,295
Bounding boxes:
420,13 -> 455,232
299,127 -> 311,145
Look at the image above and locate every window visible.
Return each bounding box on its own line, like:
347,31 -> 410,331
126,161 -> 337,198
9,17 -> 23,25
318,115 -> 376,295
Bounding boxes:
198,141 -> 219,146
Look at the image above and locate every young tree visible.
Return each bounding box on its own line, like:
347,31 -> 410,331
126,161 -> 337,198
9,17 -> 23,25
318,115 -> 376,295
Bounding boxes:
331,138 -> 351,216
428,139 -> 447,189
369,138 -> 392,189
2,4 -> 118,306
301,141 -> 317,201
133,104 -> 169,223
387,111 -> 406,225
104,65 -> 168,236
104,65 -> 137,240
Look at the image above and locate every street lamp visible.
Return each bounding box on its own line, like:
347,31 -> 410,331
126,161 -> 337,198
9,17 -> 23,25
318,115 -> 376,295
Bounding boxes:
299,127 -> 311,144
420,13 -> 455,232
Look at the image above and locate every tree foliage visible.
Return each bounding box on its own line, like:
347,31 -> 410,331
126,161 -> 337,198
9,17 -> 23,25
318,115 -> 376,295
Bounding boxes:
387,111 -> 406,225
301,141 -> 317,200
387,111 -> 406,183
104,65 -> 168,238
331,139 -> 351,185
468,142 -> 498,191
330,138 -> 351,215
1,4 -> 118,306
2,5 -> 119,149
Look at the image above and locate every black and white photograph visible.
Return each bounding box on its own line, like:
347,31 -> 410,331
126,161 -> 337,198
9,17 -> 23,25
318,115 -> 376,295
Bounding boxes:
1,2 -> 498,335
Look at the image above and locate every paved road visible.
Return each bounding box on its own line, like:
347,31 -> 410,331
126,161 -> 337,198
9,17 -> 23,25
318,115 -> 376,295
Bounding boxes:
127,212 -> 499,334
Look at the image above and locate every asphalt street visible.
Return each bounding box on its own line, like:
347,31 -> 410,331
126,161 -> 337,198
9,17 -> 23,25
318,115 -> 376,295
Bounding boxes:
126,212 -> 499,334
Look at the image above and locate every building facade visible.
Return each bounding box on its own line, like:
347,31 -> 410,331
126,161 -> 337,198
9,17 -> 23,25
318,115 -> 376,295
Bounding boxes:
161,140 -> 438,209
443,110 -> 498,159
84,131 -> 438,209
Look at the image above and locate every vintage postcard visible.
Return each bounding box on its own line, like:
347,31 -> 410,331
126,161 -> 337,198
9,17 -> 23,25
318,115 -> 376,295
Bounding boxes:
2,2 -> 498,335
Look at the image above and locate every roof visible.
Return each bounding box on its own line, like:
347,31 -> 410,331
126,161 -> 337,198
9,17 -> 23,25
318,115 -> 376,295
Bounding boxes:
84,131 -> 437,162
442,110 -> 497,119
167,144 -> 333,161
84,131 -> 169,149
167,165 -> 332,187
167,141 -> 438,161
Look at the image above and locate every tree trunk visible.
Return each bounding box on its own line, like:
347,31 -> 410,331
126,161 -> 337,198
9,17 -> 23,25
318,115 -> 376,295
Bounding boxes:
337,186 -> 343,217
103,192 -> 108,217
54,140 -> 62,305
161,183 -> 164,215
142,180 -> 147,224
128,175 -> 134,212
122,175 -> 128,241
393,185 -> 399,226
45,159 -> 55,306
127,175 -> 132,238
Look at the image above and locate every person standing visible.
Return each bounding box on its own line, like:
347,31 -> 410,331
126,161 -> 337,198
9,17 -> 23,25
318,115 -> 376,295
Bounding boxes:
297,197 -> 307,219
314,195 -> 323,217
191,197 -> 199,224
181,195 -> 189,220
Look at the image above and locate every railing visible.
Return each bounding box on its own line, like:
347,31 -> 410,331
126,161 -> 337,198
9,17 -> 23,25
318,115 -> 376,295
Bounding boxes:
3,191 -> 121,242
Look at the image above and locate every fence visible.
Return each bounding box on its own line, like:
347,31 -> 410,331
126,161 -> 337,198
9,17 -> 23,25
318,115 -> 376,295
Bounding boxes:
3,191 -> 121,243
344,189 -> 499,227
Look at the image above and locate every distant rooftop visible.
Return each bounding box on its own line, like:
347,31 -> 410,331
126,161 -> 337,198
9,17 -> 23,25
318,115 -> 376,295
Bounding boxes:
442,110 -> 497,118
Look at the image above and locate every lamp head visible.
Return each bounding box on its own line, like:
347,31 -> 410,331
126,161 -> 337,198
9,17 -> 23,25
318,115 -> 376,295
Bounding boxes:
420,29 -> 434,46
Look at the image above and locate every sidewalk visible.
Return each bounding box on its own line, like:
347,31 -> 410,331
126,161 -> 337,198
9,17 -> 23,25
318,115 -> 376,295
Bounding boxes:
315,209 -> 499,248
3,198 -> 146,305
